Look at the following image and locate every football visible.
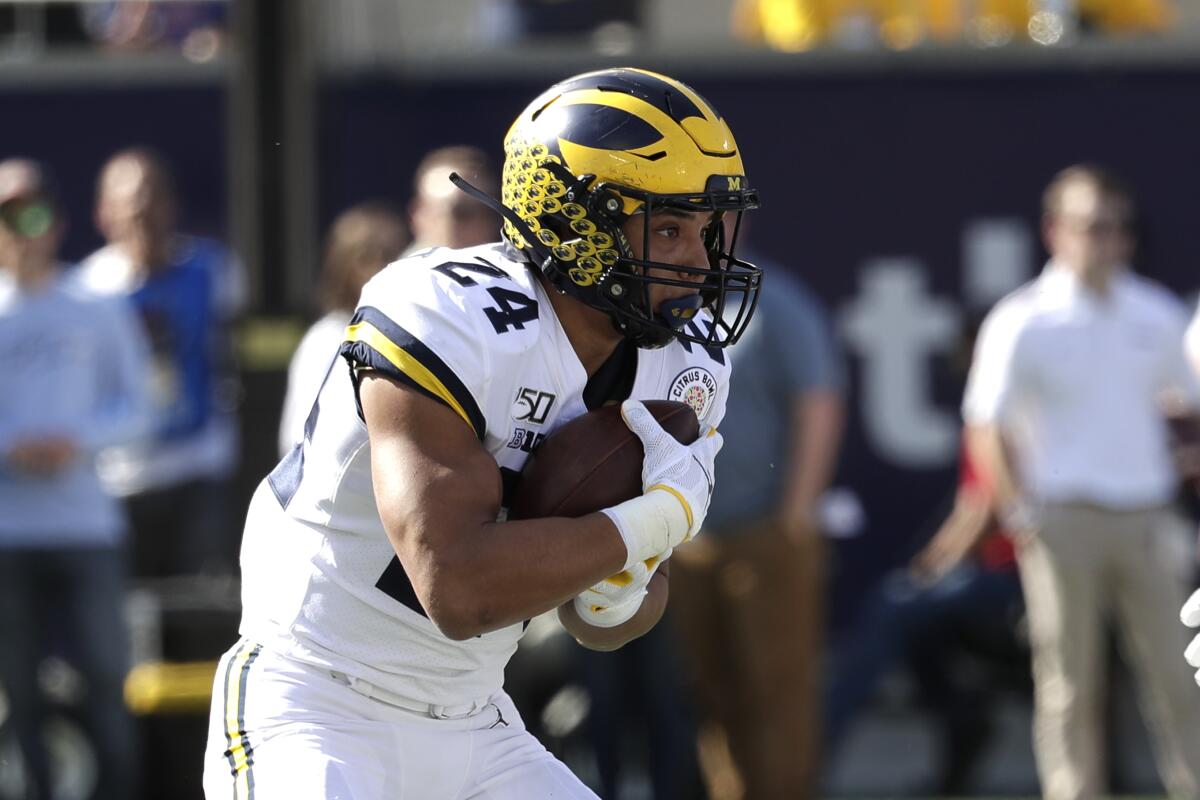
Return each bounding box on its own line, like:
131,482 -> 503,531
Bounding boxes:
507,400 -> 700,520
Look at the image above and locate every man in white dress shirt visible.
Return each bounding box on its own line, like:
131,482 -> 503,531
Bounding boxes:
963,164 -> 1200,800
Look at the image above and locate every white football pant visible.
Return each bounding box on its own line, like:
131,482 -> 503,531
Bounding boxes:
202,639 -> 599,800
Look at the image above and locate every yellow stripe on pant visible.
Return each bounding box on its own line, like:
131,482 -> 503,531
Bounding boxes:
223,641 -> 262,799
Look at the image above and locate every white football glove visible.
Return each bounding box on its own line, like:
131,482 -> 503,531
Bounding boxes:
1183,588 -> 1200,687
601,399 -> 721,572
574,551 -> 669,628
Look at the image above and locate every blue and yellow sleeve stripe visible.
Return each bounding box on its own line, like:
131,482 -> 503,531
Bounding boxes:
339,306 -> 487,440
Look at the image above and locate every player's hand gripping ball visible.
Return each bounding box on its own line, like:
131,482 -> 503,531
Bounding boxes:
616,399 -> 722,546
509,400 -> 702,627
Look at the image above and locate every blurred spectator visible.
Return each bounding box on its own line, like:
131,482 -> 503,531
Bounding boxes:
731,0 -> 1174,51
78,1 -> 226,60
670,255 -> 846,800
0,158 -> 150,800
825,430 -> 1026,795
963,164 -> 1200,800
278,202 -> 408,455
405,145 -> 500,254
75,147 -> 245,578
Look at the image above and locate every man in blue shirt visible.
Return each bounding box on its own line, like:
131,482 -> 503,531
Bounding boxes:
0,158 -> 152,800
77,147 -> 245,578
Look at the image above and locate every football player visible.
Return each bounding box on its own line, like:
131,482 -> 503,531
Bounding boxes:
203,67 -> 762,799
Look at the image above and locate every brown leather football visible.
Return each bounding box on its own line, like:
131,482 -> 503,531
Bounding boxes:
507,400 -> 700,520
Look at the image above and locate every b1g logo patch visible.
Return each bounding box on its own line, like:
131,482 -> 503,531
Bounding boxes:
668,367 -> 717,421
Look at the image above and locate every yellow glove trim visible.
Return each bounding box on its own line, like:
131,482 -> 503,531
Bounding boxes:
604,555 -> 662,587
648,483 -> 693,532
606,571 -> 634,587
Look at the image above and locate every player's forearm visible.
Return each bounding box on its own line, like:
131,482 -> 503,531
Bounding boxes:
558,571 -> 668,652
411,512 -> 630,640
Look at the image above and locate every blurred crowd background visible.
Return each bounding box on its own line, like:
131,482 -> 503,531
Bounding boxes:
3,1 -> 1200,798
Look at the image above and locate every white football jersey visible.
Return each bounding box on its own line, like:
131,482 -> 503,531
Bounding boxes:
238,242 -> 731,709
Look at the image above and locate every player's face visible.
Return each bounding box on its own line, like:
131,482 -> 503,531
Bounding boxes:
621,209 -> 716,314
1045,182 -> 1133,277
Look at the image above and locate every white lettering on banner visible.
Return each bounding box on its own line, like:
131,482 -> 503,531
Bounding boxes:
840,259 -> 961,467
837,218 -> 1034,468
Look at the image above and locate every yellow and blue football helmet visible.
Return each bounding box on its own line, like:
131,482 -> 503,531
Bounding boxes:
453,67 -> 762,349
